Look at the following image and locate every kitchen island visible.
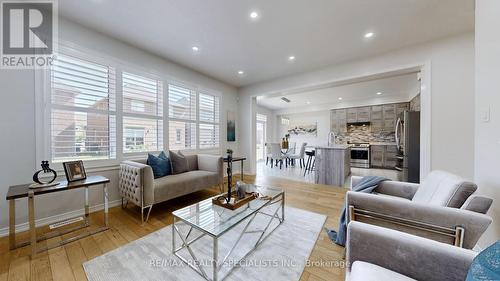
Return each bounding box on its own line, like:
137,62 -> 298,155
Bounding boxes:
314,145 -> 351,187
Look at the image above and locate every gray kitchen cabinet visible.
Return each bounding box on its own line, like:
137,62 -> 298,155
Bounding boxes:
383,104 -> 396,131
383,104 -> 396,120
357,107 -> 371,122
371,145 -> 398,169
330,110 -> 338,133
330,109 -> 347,134
371,145 -> 384,167
338,109 -> 347,133
396,103 -> 409,116
347,108 -> 358,123
371,106 -> 383,133
384,145 -> 398,169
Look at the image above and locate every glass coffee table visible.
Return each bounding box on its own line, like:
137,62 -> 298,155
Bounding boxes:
172,185 -> 285,281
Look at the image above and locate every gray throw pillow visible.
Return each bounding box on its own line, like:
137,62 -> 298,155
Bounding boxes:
169,150 -> 189,174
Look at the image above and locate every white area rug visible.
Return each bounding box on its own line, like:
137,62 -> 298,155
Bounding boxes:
84,206 -> 326,281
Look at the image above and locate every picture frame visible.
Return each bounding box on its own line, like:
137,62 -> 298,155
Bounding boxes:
63,160 -> 87,182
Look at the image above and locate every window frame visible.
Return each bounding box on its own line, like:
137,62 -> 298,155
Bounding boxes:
36,44 -> 222,171
121,70 -> 164,155
198,92 -> 221,150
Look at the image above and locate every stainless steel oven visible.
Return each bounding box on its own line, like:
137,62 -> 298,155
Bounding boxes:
349,143 -> 370,168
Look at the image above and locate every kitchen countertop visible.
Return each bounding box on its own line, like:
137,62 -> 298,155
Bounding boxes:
369,142 -> 397,146
313,145 -> 350,150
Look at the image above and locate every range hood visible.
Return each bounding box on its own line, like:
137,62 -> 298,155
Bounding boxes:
347,121 -> 371,126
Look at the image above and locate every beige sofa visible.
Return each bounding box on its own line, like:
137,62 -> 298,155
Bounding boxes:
347,171 -> 493,249
119,154 -> 223,222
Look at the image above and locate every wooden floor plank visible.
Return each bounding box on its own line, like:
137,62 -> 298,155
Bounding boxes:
3,175 -> 347,281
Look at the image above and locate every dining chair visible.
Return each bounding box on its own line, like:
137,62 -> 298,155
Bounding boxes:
288,142 -> 307,168
285,142 -> 296,166
270,143 -> 284,169
265,143 -> 273,166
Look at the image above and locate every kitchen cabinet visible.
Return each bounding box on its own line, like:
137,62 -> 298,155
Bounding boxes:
345,107 -> 370,123
347,108 -> 358,123
337,109 -> 347,133
371,106 -> 383,133
357,107 -> 371,122
370,145 -> 384,167
371,145 -> 398,169
396,103 -> 409,116
330,109 -> 347,134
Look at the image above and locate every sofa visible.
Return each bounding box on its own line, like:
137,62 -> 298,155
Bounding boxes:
347,170 -> 493,249
119,153 -> 223,222
346,221 -> 477,281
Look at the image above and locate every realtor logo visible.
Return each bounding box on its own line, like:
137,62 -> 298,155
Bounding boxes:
1,0 -> 57,68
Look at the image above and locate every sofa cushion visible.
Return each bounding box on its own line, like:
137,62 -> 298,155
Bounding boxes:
169,150 -> 189,174
146,152 -> 171,179
184,153 -> 198,171
349,261 -> 416,281
460,195 -> 493,214
153,170 -> 219,203
412,170 -> 477,208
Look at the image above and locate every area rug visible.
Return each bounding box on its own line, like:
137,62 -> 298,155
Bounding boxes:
84,206 -> 326,281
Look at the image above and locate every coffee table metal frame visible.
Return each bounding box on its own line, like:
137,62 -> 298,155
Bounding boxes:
172,189 -> 285,281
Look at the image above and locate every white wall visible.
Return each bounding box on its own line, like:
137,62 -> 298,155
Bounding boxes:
278,111 -> 331,147
239,33 -> 475,177
474,0 -> 500,248
0,18 -> 239,235
256,105 -> 276,143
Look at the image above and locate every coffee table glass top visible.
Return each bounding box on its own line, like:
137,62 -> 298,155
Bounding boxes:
172,185 -> 283,237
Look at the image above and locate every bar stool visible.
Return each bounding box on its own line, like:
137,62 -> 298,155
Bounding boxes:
304,150 -> 315,176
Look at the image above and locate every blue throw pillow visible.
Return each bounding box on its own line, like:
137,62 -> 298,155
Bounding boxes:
466,241 -> 499,281
147,152 -> 171,179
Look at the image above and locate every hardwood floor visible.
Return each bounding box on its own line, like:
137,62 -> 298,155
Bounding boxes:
1,175 -> 347,281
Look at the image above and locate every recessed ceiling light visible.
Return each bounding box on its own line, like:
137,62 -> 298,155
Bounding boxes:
192,46 -> 199,52
237,70 -> 244,75
376,92 -> 382,95
338,97 -> 343,100
250,11 -> 259,19
364,32 -> 374,38
306,101 -> 311,104
288,56 -> 296,61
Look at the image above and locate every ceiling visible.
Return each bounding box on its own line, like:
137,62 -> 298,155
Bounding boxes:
59,0 -> 474,87
256,73 -> 420,111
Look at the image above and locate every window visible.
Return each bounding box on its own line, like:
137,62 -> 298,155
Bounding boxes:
122,72 -> 163,153
46,51 -> 223,165
125,127 -> 145,149
198,93 -> 220,149
257,113 -> 267,122
50,54 -> 116,162
168,84 -> 196,150
281,117 -> 290,125
175,129 -> 182,143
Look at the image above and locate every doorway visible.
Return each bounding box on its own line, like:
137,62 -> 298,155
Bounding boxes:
256,114 -> 267,161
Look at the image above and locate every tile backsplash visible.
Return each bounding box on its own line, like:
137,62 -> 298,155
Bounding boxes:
336,124 -> 396,144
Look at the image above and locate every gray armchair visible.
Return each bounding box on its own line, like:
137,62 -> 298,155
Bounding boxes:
347,171 -> 493,249
346,221 -> 476,281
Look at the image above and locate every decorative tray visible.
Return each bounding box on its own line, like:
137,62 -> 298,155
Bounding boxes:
212,191 -> 259,210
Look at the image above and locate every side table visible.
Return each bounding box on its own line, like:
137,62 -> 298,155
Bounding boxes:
6,175 -> 110,256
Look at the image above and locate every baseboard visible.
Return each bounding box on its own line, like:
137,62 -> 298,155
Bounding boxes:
0,199 -> 121,238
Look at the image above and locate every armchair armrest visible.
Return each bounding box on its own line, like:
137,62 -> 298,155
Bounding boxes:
346,191 -> 492,249
347,221 -> 476,281
119,161 -> 155,206
198,154 -> 223,181
350,176 -> 419,200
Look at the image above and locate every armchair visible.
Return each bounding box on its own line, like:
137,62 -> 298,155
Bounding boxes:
347,171 -> 493,249
346,221 -> 477,281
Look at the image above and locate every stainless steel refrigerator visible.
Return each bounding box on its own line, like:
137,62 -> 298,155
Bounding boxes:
395,111 -> 420,183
